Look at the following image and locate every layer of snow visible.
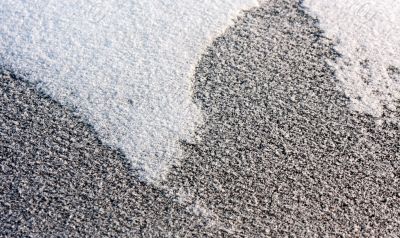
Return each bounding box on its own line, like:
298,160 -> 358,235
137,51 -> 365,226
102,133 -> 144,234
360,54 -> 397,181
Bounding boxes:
303,0 -> 400,118
0,0 -> 258,182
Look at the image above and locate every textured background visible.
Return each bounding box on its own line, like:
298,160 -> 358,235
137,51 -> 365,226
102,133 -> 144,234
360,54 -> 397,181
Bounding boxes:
1,0 -> 399,237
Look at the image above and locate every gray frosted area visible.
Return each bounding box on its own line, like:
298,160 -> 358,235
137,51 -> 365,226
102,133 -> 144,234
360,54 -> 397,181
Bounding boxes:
1,0 -> 399,237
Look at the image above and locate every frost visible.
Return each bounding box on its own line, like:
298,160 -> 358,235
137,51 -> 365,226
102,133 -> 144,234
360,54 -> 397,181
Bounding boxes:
303,0 -> 400,118
0,0 -> 258,182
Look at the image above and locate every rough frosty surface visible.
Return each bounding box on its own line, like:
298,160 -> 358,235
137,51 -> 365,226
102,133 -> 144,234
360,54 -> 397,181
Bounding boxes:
302,0 -> 400,120
0,0 -> 258,182
1,1 -> 400,236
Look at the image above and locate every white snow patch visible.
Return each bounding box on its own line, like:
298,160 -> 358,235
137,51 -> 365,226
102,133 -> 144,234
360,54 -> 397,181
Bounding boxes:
302,0 -> 400,118
0,0 -> 258,182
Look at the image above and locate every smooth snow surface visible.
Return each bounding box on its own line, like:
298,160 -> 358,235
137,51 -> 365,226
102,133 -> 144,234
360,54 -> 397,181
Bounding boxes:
303,0 -> 400,118
0,0 -> 258,182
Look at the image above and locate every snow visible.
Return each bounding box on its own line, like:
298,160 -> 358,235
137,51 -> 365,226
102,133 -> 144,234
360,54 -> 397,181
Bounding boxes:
0,0 -> 258,182
302,0 -> 400,118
